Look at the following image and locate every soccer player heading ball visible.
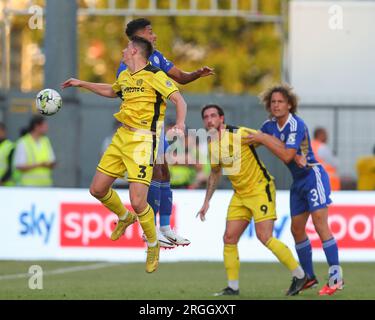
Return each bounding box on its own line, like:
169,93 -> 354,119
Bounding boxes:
61,36 -> 187,273
116,18 -> 214,249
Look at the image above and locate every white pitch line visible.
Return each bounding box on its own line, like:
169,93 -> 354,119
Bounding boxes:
0,262 -> 119,281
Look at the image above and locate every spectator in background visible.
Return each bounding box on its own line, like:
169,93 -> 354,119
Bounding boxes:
167,129 -> 196,188
13,115 -> 56,187
356,145 -> 375,190
185,134 -> 210,189
311,127 -> 341,190
0,122 -> 15,186
167,128 -> 209,189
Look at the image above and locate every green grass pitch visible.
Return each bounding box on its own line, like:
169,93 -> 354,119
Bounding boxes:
0,261 -> 374,300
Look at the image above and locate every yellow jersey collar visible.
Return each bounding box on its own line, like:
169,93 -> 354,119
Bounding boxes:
129,62 -> 150,76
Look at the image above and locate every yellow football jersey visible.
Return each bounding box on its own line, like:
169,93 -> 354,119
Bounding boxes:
112,63 -> 179,133
209,125 -> 274,196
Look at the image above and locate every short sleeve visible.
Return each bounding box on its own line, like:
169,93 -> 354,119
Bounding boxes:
112,79 -> 122,97
240,127 -> 257,137
240,127 -> 260,148
285,122 -> 305,150
260,120 -> 270,134
208,143 -> 220,170
149,71 -> 179,99
155,51 -> 174,73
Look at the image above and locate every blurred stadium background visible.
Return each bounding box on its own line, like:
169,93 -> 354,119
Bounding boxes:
0,0 -> 375,299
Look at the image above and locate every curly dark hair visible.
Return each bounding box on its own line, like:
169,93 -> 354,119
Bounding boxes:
125,18 -> 151,38
259,84 -> 299,115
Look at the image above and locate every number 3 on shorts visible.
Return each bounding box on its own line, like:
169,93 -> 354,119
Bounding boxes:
138,165 -> 147,179
310,188 -> 319,207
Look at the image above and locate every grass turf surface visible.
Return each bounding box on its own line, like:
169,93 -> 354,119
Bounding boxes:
0,261 -> 374,300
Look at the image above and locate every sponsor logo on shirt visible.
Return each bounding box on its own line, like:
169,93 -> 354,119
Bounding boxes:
153,56 -> 160,65
123,87 -> 145,93
286,133 -> 296,145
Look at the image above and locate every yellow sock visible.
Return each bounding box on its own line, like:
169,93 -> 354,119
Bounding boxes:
99,188 -> 130,218
137,204 -> 157,245
266,237 -> 299,271
224,244 -> 240,281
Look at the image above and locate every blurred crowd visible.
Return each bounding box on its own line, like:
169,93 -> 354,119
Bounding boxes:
1,117 -> 374,190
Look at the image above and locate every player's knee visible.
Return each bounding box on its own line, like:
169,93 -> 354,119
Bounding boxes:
152,164 -> 163,181
291,224 -> 305,240
130,196 -> 146,214
313,221 -> 332,239
223,233 -> 238,244
312,214 -> 326,229
130,199 -> 142,213
160,163 -> 170,181
256,231 -> 272,245
89,184 -> 107,199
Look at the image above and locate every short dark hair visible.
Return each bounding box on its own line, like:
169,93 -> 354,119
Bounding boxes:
29,115 -> 45,132
201,104 -> 225,119
313,127 -> 326,139
130,36 -> 153,60
125,18 -> 151,38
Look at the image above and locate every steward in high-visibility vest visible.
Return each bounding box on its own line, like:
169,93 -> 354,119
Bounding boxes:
311,128 -> 341,191
0,122 -> 16,186
169,164 -> 196,188
13,115 -> 56,187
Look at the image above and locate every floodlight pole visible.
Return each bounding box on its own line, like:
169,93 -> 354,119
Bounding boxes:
45,0 -> 81,187
45,0 -> 77,99
281,0 -> 289,83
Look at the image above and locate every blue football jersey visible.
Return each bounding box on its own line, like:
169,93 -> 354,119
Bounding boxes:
260,114 -> 318,179
116,49 -> 174,78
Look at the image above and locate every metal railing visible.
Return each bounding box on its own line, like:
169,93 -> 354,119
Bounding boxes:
0,0 -> 285,90
2,0 -> 282,21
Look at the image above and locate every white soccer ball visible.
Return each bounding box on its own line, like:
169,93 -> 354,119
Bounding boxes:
36,88 -> 62,116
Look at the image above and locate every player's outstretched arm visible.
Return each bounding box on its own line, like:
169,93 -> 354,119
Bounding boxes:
169,91 -> 187,133
196,166 -> 222,221
247,131 -> 297,164
244,131 -> 306,167
168,66 -> 214,85
61,78 -> 117,98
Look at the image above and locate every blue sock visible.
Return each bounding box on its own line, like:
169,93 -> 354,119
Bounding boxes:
147,180 -> 161,224
159,182 -> 172,227
322,237 -> 340,276
295,238 -> 315,279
